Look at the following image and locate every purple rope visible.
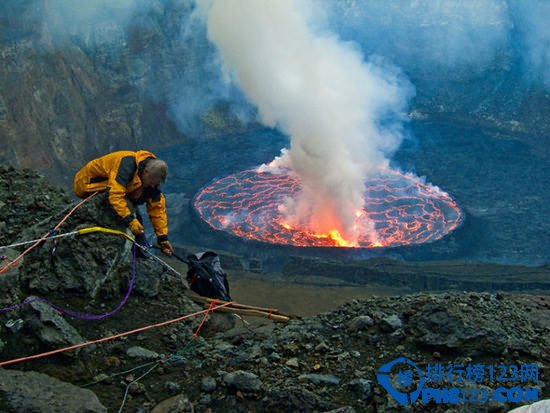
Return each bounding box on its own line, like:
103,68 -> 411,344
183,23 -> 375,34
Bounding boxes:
0,243 -> 137,320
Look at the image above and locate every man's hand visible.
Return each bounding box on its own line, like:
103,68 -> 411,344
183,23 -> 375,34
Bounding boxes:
160,240 -> 173,256
129,218 -> 144,235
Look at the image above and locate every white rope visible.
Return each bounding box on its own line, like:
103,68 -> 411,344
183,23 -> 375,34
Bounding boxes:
134,243 -> 184,279
0,231 -> 80,250
118,362 -> 160,413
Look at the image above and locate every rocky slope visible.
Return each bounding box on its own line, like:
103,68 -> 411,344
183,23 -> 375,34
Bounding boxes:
0,167 -> 548,412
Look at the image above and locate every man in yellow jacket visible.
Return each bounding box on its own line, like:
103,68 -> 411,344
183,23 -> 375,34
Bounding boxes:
73,150 -> 173,256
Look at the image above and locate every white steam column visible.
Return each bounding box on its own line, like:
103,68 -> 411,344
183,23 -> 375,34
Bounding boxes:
199,0 -> 413,245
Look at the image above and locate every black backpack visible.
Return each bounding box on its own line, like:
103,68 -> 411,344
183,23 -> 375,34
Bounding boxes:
185,251 -> 231,301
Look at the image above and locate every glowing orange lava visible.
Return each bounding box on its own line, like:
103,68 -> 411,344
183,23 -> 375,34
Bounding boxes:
194,168 -> 462,248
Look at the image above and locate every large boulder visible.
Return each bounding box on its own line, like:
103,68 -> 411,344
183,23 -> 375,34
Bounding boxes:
17,194 -> 130,298
0,368 -> 106,413
405,293 -> 541,356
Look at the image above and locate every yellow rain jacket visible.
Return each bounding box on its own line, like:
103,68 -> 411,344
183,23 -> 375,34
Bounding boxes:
73,150 -> 169,241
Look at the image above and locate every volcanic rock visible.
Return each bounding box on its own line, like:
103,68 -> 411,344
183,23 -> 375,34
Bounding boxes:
126,346 -> 160,360
264,386 -> 336,412
298,373 -> 341,386
200,376 -> 217,392
406,292 -> 539,355
151,394 -> 194,413
286,357 -> 300,368
223,370 -> 263,393
346,315 -> 375,331
380,314 -> 403,331
0,166 -> 70,248
27,298 -> 86,349
0,368 -> 106,413
347,378 -> 374,399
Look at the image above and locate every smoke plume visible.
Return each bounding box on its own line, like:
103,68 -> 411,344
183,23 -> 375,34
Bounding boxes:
20,0 -> 550,137
199,0 -> 413,242
321,0 -> 549,86
14,1 -> 547,90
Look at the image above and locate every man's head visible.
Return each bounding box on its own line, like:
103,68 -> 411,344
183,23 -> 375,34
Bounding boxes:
141,159 -> 168,188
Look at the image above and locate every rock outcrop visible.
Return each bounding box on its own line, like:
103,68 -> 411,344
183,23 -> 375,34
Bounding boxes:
0,368 -> 107,413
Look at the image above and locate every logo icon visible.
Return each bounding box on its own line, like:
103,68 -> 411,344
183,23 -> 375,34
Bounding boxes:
377,357 -> 426,406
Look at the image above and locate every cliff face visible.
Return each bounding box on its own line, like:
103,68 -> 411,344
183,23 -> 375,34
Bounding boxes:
0,1 -> 186,185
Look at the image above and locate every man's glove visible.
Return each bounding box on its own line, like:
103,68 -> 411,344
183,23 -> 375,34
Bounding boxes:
129,218 -> 144,235
160,240 -> 173,256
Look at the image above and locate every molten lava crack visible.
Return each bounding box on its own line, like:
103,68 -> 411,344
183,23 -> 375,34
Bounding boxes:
194,168 -> 462,248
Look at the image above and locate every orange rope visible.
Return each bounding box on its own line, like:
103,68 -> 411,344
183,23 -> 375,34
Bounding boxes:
0,192 -> 97,274
0,300 -> 234,367
194,299 -> 218,337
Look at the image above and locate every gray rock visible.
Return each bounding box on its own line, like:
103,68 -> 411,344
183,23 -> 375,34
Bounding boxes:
215,342 -> 235,353
249,344 -> 263,358
265,386 -> 335,411
508,400 -> 550,413
286,357 -> 300,367
337,352 -> 350,362
315,341 -> 331,352
323,407 -> 356,413
406,295 -> 540,354
151,394 -> 194,413
0,368 -> 106,412
134,258 -> 162,297
299,374 -> 341,386
381,314 -> 403,331
204,312 -> 236,333
348,378 -> 373,399
224,370 -> 263,392
233,351 -> 251,363
201,376 -> 217,392
164,381 -> 181,394
270,351 -> 282,361
261,341 -> 276,352
126,346 -> 159,360
16,195 -> 132,299
199,394 -> 212,406
28,298 -> 86,348
346,315 -> 375,331
0,261 -> 21,300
